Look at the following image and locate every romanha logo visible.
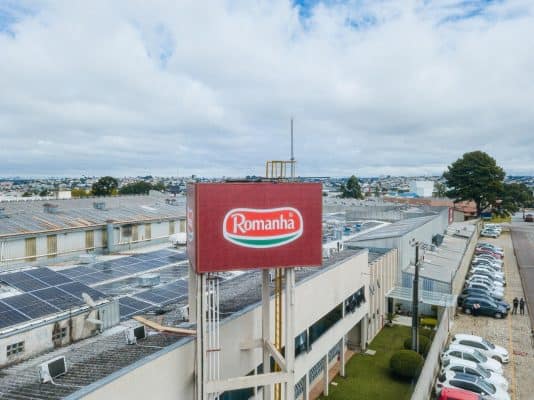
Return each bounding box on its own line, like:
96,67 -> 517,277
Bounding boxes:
223,207 -> 303,248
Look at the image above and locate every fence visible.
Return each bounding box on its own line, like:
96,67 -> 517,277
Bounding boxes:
410,307 -> 451,400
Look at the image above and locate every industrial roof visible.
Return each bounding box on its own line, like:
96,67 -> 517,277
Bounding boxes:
0,195 -> 185,238
345,215 -> 437,242
386,286 -> 456,307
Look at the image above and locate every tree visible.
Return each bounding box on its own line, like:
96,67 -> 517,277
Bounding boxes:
71,188 -> 90,198
499,183 -> 534,214
433,182 -> 447,197
119,181 -> 152,195
443,151 -> 505,216
91,176 -> 118,196
340,175 -> 363,199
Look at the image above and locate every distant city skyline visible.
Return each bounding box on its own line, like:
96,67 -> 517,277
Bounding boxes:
1,1 -> 533,177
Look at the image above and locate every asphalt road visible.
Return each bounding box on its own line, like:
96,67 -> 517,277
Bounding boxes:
510,212 -> 534,328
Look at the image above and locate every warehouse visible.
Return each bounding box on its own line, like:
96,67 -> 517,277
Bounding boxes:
0,194 -> 186,268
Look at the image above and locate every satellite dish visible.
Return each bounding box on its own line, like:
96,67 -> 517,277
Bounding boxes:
82,292 -> 96,308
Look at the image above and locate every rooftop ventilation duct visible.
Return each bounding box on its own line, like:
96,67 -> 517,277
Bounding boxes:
137,273 -> 160,287
93,201 -> 106,210
43,203 -> 59,213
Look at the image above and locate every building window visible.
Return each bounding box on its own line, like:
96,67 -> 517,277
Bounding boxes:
345,286 -> 366,314
52,327 -> 68,341
6,341 -> 25,357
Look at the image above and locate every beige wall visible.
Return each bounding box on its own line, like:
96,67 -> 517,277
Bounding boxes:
79,251 -> 371,400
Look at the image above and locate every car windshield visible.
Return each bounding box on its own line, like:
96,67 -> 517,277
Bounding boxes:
477,379 -> 496,394
475,364 -> 491,378
443,359 -> 450,367
482,339 -> 495,349
473,349 -> 487,362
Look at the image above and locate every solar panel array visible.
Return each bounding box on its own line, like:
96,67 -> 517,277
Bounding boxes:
60,249 -> 187,285
0,249 -> 188,329
119,279 -> 188,320
0,268 -> 107,330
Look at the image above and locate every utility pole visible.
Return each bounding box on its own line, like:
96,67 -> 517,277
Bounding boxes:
411,242 -> 420,353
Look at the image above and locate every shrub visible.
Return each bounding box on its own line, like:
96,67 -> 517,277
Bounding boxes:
419,327 -> 435,340
403,335 -> 431,357
420,317 -> 437,328
390,350 -> 424,379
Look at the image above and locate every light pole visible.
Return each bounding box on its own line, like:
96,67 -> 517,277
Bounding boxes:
410,240 -> 420,353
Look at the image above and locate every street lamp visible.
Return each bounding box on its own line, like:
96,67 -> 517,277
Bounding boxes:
409,239 -> 420,353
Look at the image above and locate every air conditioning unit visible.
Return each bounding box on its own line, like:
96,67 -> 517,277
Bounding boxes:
179,305 -> 189,321
38,356 -> 67,383
125,325 -> 147,345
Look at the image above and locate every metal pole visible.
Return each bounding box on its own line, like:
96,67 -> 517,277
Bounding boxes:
411,244 -> 419,353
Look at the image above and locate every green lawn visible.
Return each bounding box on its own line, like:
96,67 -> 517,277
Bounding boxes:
319,325 -> 414,400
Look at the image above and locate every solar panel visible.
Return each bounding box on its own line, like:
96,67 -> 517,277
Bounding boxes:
32,287 -> 83,310
75,274 -> 103,285
59,266 -> 95,278
57,282 -> 106,302
133,291 -> 168,305
0,302 -> 30,329
0,293 -> 61,319
24,268 -> 73,286
0,271 -> 50,292
119,304 -> 137,319
119,297 -> 153,311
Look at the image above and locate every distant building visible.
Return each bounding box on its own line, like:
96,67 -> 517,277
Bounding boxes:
409,180 -> 434,197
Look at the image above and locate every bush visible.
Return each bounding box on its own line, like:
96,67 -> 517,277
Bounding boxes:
419,327 -> 435,340
420,317 -> 437,328
390,350 -> 424,380
403,335 -> 431,357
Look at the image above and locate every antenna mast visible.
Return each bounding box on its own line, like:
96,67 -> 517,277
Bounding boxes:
290,117 -> 295,179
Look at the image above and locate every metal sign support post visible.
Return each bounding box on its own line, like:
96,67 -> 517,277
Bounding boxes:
196,268 -> 295,400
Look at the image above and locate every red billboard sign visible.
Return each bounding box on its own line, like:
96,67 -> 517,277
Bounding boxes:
187,182 -> 322,273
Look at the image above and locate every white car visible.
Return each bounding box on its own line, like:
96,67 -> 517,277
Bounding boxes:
477,244 -> 504,257
472,261 -> 502,271
466,275 -> 504,288
481,230 -> 500,238
465,282 -> 504,299
468,272 -> 506,287
451,334 -> 509,364
435,371 -> 510,400
441,344 -> 503,374
441,357 -> 508,390
470,266 -> 505,279
474,255 -> 503,264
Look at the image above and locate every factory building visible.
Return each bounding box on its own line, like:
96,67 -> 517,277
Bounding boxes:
0,194 -> 186,268
0,200 -> 466,400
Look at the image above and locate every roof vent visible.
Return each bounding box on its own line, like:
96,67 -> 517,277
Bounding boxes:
38,356 -> 67,383
43,203 -> 59,214
125,325 -> 147,345
137,273 -> 160,287
93,201 -> 106,210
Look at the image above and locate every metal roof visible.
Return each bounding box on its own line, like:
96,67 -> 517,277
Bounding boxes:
0,195 -> 185,238
345,215 -> 437,242
386,286 -> 457,307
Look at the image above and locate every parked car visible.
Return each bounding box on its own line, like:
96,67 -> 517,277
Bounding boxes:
438,387 -> 483,400
465,282 -> 504,299
468,271 -> 506,286
474,254 -> 503,264
525,214 -> 533,222
441,357 -> 508,390
457,290 -> 509,309
451,334 -> 509,363
435,372 -> 510,400
471,260 -> 502,271
481,230 -> 500,239
462,297 -> 508,319
441,344 -> 503,374
475,248 -> 503,258
466,275 -> 504,288
469,266 -> 505,280
476,243 -> 504,256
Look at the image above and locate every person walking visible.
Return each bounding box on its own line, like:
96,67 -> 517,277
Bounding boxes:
512,297 -> 519,314
519,298 -> 525,315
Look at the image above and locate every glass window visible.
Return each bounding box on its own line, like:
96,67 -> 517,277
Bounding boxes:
6,341 -> 25,357
475,365 -> 490,378
482,339 -> 495,349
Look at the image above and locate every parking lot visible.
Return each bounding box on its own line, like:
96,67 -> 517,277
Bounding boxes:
450,229 -> 534,400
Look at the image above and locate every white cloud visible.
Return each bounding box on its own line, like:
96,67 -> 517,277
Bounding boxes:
0,0 -> 533,177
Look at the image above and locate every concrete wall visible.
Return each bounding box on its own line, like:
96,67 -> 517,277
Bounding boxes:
75,251 -> 372,400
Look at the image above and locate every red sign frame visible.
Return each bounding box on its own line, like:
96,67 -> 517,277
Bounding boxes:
187,182 -> 322,273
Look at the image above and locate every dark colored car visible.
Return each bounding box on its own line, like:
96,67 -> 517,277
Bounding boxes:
462,297 -> 508,319
525,214 -> 533,222
458,290 -> 509,309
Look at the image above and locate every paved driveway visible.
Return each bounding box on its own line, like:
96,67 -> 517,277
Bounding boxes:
450,226 -> 533,400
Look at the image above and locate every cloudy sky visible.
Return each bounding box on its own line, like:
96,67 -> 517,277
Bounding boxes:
0,0 -> 533,178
